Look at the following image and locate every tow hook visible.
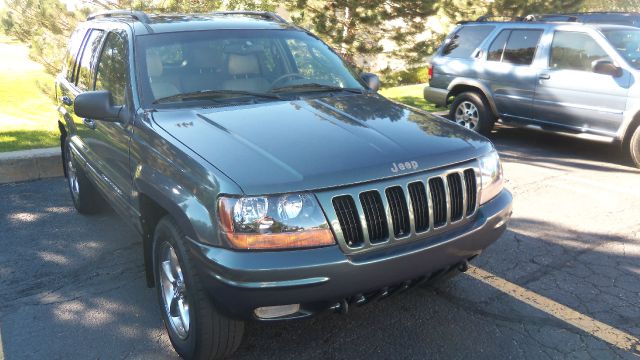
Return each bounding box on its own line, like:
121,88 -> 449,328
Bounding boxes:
331,299 -> 349,314
458,260 -> 469,273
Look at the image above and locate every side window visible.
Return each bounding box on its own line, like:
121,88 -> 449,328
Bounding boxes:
95,31 -> 129,106
503,30 -> 543,65
76,29 -> 105,91
442,26 -> 495,58
487,29 -> 542,65
487,30 -> 510,62
550,31 -> 611,72
64,28 -> 88,81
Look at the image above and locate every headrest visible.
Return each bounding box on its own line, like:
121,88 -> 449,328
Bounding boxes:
193,47 -> 224,69
146,52 -> 163,77
227,53 -> 260,76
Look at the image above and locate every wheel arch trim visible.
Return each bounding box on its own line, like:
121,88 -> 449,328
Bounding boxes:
134,166 -> 220,287
447,79 -> 498,116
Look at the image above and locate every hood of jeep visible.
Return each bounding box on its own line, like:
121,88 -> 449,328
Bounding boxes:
152,94 -> 492,195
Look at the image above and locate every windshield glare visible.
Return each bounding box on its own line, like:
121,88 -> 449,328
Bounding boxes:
602,29 -> 640,70
136,29 -> 365,105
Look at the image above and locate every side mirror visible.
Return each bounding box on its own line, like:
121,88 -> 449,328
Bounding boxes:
592,59 -> 622,77
74,91 -> 124,122
361,73 -> 381,92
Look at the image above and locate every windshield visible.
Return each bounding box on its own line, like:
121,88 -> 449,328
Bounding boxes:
602,29 -> 640,70
135,29 -> 365,106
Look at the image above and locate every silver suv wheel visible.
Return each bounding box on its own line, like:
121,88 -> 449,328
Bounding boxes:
159,242 -> 191,340
454,101 -> 479,130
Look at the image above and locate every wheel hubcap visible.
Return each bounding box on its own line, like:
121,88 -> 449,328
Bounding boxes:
455,101 -> 479,130
159,243 -> 190,340
65,150 -> 80,200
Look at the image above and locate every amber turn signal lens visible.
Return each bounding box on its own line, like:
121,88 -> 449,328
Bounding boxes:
225,228 -> 335,250
218,196 -> 336,250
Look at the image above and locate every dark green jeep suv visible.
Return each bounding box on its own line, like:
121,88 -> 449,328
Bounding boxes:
56,10 -> 512,360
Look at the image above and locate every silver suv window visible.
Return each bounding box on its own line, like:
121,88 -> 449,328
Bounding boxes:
549,31 -> 610,72
442,26 -> 494,58
487,29 -> 543,65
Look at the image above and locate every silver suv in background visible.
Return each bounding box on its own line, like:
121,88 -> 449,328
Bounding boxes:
424,18 -> 640,168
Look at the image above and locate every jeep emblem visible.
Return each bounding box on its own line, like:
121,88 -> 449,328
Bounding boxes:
391,161 -> 419,173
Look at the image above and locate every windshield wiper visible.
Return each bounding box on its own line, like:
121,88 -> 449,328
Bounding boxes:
271,83 -> 365,94
153,89 -> 283,104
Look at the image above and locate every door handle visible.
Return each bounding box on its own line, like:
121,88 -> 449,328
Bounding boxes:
539,73 -> 551,80
61,96 -> 73,106
83,118 -> 96,129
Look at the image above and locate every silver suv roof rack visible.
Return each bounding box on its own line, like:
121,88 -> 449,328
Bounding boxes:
87,10 -> 150,23
211,11 -> 287,24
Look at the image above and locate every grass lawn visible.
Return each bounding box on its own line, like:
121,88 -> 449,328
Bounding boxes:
380,83 -> 446,113
0,34 -> 59,152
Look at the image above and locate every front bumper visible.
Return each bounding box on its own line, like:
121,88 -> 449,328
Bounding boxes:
188,189 -> 512,321
423,85 -> 449,108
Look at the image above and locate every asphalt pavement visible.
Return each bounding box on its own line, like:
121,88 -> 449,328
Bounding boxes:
1,125 -> 639,359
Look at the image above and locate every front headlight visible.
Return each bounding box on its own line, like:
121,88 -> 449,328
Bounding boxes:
479,149 -> 504,205
218,193 -> 335,250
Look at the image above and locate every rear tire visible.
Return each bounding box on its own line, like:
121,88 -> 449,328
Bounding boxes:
63,138 -> 103,214
629,125 -> 640,168
449,92 -> 495,136
153,216 -> 244,360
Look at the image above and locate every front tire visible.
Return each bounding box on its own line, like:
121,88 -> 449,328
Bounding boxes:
153,216 -> 244,360
449,92 -> 495,136
628,125 -> 640,168
63,138 -> 103,214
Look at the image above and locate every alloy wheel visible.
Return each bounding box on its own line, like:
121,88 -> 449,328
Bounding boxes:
65,148 -> 80,201
159,242 -> 191,340
454,101 -> 479,130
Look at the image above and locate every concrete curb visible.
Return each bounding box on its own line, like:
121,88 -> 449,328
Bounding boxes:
0,147 -> 63,184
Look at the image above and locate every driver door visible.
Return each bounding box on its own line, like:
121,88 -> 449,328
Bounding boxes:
533,31 -> 630,135
85,30 -> 134,214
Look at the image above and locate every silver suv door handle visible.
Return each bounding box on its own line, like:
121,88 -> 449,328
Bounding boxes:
539,73 -> 551,80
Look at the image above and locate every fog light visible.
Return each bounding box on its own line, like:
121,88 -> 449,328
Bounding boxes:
254,304 -> 300,319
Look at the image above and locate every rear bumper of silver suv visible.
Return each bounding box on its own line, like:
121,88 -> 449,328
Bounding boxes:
188,189 -> 512,321
424,85 -> 448,108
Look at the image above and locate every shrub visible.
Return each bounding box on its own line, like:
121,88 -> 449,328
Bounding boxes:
380,66 -> 430,87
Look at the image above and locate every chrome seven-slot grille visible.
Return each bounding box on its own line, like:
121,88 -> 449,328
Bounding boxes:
324,166 -> 478,253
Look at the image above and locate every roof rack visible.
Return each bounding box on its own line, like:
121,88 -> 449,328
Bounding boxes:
211,11 -> 287,24
87,10 -> 150,23
476,15 -> 524,22
459,14 -> 584,25
524,14 -> 579,22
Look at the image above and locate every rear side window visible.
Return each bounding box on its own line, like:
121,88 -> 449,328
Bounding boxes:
76,29 -> 106,91
487,29 -> 543,65
95,31 -> 129,106
549,31 -> 610,72
442,26 -> 495,58
64,28 -> 88,81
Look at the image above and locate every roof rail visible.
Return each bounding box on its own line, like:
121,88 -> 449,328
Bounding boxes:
524,14 -> 579,22
211,11 -> 287,23
87,10 -> 150,23
476,15 -> 524,22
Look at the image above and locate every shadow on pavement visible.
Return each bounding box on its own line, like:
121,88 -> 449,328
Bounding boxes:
490,125 -> 639,174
